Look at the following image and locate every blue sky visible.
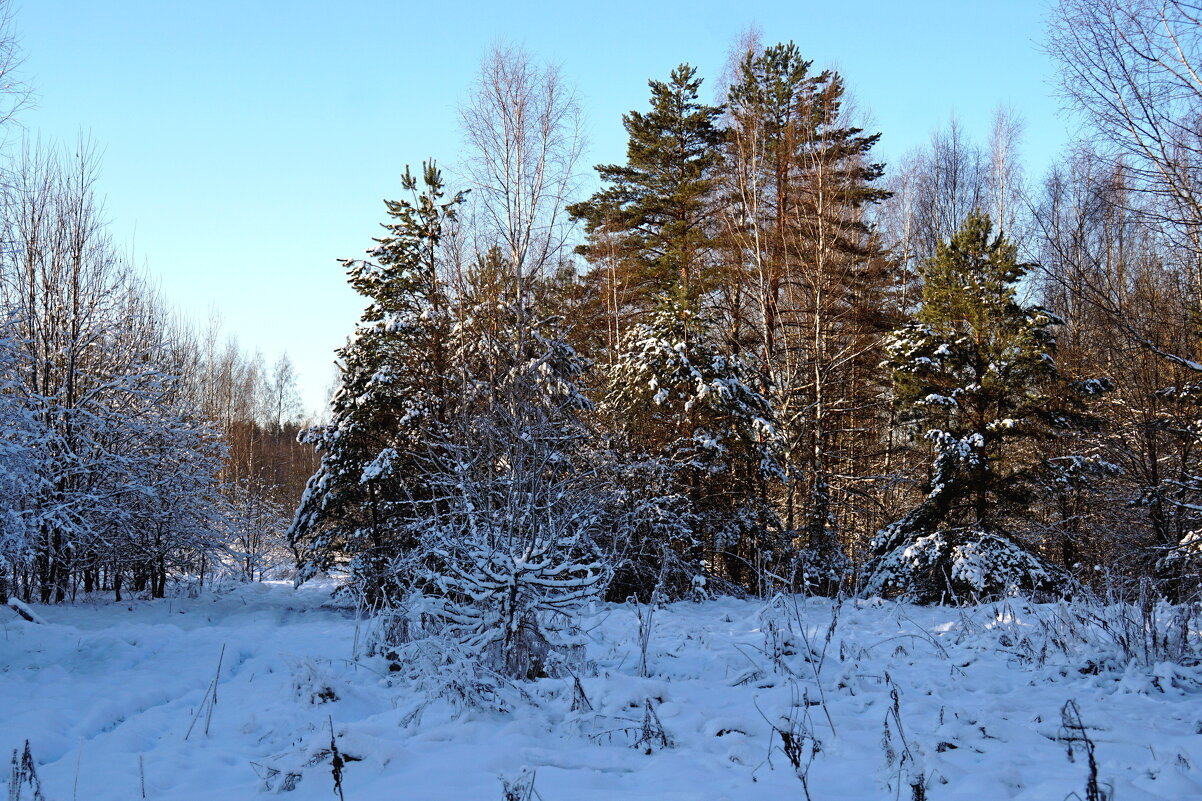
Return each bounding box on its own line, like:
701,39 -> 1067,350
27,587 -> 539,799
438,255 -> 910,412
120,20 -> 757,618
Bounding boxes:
16,0 -> 1068,415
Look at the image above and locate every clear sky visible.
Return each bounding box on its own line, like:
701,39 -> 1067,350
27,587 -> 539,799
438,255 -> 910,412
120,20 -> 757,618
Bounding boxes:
16,0 -> 1068,416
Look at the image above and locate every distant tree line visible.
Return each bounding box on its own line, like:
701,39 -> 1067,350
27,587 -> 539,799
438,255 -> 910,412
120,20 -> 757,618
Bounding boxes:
0,141 -> 317,603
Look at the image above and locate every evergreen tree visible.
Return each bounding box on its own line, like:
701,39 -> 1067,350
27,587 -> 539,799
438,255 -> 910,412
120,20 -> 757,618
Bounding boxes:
722,42 -> 893,585
864,213 -> 1100,601
290,163 -> 464,605
415,254 -> 605,679
602,299 -> 783,598
569,64 -> 723,311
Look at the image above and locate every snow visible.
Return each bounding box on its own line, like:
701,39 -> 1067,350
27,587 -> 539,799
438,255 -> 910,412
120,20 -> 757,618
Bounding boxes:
4,598 -> 45,625
359,448 -> 397,484
3,582 -> 1201,800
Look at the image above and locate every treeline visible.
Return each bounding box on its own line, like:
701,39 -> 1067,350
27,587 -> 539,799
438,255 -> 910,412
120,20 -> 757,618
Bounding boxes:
0,144 -> 317,603
6,0 -> 1200,631
293,7 -> 1202,652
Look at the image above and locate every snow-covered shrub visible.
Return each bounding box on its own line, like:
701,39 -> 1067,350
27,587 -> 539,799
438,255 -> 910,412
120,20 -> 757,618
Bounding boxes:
500,769 -> 541,801
1050,582 -> 1202,672
395,261 -> 608,681
420,513 -> 600,681
1158,530 -> 1202,597
600,301 -> 786,599
593,456 -> 705,603
0,322 -> 44,604
880,677 -> 927,801
630,699 -> 674,754
370,611 -> 534,714
783,546 -> 850,597
288,658 -> 343,705
765,683 -> 822,796
867,526 -> 1063,603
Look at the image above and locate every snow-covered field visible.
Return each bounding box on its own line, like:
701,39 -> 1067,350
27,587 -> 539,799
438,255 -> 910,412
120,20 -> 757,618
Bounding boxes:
3,582 -> 1201,800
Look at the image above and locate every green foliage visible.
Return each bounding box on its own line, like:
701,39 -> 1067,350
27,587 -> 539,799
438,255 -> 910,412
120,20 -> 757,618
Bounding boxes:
603,299 -> 783,597
569,64 -> 723,307
866,213 -> 1095,601
289,163 -> 465,605
885,212 -> 1085,527
726,41 -> 890,228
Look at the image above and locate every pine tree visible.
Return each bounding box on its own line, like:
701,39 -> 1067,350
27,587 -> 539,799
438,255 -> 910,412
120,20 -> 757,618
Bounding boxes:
290,163 -> 465,606
864,213 -> 1099,602
568,64 -> 723,313
722,42 -> 893,584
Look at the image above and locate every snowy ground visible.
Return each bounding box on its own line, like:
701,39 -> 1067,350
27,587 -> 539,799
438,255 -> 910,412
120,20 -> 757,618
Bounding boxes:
3,582 -> 1201,800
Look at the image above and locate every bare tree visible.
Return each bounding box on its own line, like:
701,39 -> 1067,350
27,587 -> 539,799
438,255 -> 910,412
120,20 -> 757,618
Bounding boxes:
0,0 -> 30,140
988,105 -> 1026,237
268,353 -> 301,434
0,141 -> 232,601
460,43 -> 584,293
1049,0 -> 1202,306
1033,145 -> 1202,581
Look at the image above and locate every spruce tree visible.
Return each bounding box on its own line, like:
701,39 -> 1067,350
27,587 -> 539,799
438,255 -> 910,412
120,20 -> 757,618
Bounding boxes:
864,213 -> 1099,601
602,299 -> 783,598
289,163 -> 464,606
568,64 -> 723,310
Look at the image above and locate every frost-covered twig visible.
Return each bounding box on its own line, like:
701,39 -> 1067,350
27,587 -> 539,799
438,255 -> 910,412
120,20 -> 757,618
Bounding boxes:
328,716 -> 346,801
882,673 -> 926,801
754,682 -> 822,800
633,597 -> 656,678
8,741 -> 45,801
184,643 -> 225,740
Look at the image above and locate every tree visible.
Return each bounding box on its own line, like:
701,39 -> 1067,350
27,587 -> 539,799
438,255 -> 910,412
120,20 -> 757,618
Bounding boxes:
0,142 -> 231,601
382,46 -> 607,678
569,64 -> 724,314
601,299 -> 783,598
1050,0 -> 1202,305
720,41 -> 892,581
289,163 -> 465,606
267,353 -> 301,435
460,43 -> 583,285
0,0 -> 28,134
427,260 -> 604,678
0,318 -> 47,603
112,374 -> 226,599
1034,147 -> 1202,591
881,112 -> 1026,278
1045,0 -> 1202,592
865,213 -> 1100,602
